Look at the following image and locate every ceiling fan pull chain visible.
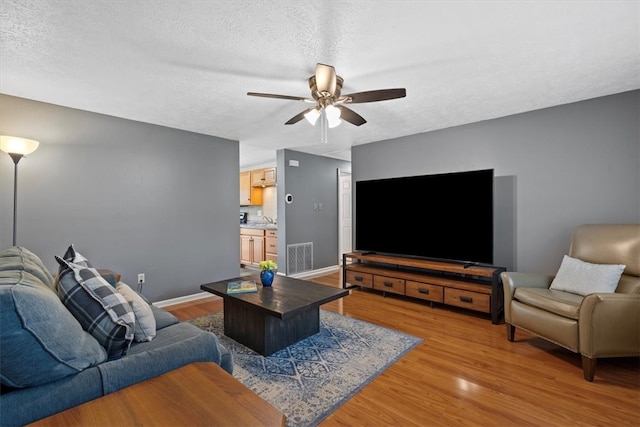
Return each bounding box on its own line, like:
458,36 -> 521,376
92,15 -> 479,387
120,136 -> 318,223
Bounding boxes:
320,113 -> 328,145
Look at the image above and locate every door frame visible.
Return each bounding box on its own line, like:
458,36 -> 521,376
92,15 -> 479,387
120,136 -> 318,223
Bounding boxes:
337,169 -> 352,265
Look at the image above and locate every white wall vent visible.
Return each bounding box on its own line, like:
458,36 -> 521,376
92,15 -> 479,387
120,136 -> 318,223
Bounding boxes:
287,242 -> 313,275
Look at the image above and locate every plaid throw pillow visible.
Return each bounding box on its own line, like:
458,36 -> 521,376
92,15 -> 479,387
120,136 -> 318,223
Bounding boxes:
55,257 -> 135,359
54,244 -> 94,291
61,243 -> 92,267
58,244 -> 119,287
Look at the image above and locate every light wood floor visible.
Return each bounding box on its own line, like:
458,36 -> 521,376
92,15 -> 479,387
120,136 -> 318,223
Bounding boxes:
167,270 -> 640,426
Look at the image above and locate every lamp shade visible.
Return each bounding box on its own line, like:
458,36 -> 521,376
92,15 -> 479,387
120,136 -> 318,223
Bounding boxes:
0,136 -> 40,156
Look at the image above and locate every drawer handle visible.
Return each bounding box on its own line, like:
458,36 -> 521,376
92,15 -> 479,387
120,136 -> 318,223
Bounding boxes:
354,276 -> 363,282
383,281 -> 394,287
459,296 -> 473,303
418,288 -> 429,295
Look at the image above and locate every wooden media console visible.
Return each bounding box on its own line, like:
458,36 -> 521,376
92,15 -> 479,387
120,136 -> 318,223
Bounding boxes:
343,252 -> 506,324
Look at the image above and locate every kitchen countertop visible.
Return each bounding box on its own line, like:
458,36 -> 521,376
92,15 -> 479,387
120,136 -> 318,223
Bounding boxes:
241,222 -> 277,230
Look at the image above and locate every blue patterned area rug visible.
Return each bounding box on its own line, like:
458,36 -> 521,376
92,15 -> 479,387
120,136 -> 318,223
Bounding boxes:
189,309 -> 421,427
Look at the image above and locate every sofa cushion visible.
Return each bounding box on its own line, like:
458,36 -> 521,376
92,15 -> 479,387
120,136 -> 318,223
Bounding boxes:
514,287 -> 583,320
151,305 -> 181,330
56,257 -> 135,359
116,282 -> 156,342
549,255 -> 626,296
0,269 -> 107,388
97,321 -> 230,394
0,246 -> 55,289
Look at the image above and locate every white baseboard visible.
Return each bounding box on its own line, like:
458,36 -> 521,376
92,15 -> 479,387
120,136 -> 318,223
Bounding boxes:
153,292 -> 214,308
287,265 -> 340,279
153,265 -> 340,308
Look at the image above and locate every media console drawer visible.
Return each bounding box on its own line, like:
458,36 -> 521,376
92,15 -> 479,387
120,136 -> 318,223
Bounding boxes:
345,270 -> 373,288
444,288 -> 490,313
405,281 -> 443,303
373,275 -> 405,295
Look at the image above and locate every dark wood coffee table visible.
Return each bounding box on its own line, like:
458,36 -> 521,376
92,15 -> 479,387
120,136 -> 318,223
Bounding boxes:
201,275 -> 349,356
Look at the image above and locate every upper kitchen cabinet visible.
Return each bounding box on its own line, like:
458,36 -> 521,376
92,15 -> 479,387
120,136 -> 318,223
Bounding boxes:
240,171 -> 263,206
251,167 -> 277,187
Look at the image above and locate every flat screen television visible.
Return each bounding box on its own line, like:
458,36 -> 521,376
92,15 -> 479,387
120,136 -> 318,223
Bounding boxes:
355,168 -> 494,265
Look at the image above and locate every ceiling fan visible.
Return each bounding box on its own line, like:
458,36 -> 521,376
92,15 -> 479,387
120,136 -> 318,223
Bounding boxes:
247,63 -> 406,128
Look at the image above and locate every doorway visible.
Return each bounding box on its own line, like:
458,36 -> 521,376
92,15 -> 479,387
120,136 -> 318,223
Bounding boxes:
337,169 -> 352,265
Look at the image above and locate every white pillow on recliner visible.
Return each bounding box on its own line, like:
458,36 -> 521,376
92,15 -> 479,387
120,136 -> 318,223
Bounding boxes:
549,255 -> 625,296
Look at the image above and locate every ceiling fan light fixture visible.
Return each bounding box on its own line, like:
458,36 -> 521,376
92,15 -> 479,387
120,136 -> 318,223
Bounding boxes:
325,104 -> 341,128
304,107 -> 321,125
248,63 -> 406,128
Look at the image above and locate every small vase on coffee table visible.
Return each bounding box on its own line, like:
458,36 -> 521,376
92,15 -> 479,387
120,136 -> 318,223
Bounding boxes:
260,269 -> 274,287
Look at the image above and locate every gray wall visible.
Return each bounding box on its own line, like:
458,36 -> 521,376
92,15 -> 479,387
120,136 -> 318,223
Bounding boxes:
352,90 -> 639,275
0,94 -> 240,302
277,149 -> 350,273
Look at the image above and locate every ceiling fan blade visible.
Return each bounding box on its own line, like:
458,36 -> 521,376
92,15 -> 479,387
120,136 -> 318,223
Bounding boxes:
337,105 -> 367,126
247,92 -> 310,102
315,63 -> 337,95
343,88 -> 406,103
285,108 -> 313,125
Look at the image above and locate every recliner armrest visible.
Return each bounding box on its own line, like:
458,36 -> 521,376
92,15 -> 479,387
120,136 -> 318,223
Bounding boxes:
501,272 -> 553,323
579,293 -> 640,358
501,272 -> 553,293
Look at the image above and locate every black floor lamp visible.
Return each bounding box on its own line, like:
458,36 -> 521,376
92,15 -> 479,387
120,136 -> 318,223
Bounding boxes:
0,136 -> 40,246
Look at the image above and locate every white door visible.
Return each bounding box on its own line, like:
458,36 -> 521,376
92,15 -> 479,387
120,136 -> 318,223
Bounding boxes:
338,170 -> 352,265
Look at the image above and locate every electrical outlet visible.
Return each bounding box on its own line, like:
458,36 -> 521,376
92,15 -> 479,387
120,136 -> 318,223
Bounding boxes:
138,273 -> 145,284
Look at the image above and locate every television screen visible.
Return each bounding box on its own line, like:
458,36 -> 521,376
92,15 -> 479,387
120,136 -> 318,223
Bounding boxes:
355,169 -> 494,265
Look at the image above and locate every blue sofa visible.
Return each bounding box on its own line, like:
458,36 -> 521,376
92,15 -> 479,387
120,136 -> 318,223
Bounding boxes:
0,246 -> 232,426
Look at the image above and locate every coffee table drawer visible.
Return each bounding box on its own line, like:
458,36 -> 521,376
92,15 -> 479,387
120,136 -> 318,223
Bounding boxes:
406,281 -> 443,303
374,275 -> 405,295
444,288 -> 490,313
346,270 -> 373,288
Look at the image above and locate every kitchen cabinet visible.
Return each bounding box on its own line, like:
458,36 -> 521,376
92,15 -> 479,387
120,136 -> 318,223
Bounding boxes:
240,171 -> 263,206
251,167 -> 277,187
240,228 -> 265,266
265,229 -> 277,262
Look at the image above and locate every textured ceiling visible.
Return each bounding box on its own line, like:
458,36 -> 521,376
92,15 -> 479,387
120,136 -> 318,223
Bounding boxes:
1,1 -> 638,169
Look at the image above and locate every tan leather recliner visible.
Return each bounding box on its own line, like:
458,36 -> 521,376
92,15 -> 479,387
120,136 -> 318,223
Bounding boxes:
501,224 -> 640,381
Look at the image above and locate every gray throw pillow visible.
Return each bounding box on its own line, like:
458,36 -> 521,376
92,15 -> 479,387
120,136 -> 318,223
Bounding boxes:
116,282 -> 157,342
